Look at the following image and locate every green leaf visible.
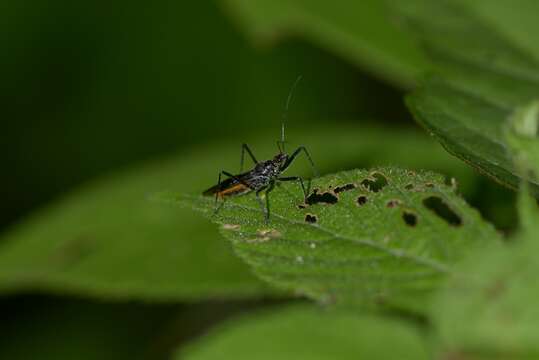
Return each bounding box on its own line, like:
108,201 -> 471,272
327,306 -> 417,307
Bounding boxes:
177,304 -> 429,360
0,125 -> 474,301
0,157 -> 269,301
221,0 -> 432,88
429,102 -> 539,359
431,238 -> 539,359
462,0 -> 539,63
173,166 -> 500,311
505,100 -> 539,233
506,100 -> 539,172
398,0 -> 539,194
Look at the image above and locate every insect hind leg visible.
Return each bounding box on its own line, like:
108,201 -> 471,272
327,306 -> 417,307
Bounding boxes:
256,182 -> 275,224
212,170 -> 254,216
240,143 -> 258,173
212,171 -> 224,215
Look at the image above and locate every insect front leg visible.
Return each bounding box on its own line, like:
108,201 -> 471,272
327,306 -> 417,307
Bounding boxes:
278,176 -> 309,202
240,143 -> 258,173
281,146 -> 319,178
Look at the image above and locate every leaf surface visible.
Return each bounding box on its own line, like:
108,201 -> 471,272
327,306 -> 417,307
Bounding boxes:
176,166 -> 500,310
177,304 -> 429,360
397,0 -> 539,193
221,0 -> 432,87
0,125 -> 473,301
430,102 -> 539,358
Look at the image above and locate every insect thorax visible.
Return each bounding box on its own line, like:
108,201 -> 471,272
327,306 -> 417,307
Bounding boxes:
247,160 -> 281,189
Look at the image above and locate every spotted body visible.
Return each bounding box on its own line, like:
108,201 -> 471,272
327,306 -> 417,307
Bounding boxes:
203,154 -> 288,199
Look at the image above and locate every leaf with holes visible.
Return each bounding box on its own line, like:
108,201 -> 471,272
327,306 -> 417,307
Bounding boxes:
0,124 -> 474,301
0,146 -> 269,301
394,0 -> 539,195
169,167 -> 501,311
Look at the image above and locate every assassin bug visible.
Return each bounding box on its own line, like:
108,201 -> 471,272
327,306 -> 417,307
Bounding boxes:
203,76 -> 319,223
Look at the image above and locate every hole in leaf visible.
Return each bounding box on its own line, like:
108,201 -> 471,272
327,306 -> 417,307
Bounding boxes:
305,214 -> 317,223
402,211 -> 417,227
423,196 -> 462,226
306,190 -> 338,205
357,195 -> 368,206
361,173 -> 388,192
405,184 -> 414,190
334,183 -> 356,193
386,199 -> 401,208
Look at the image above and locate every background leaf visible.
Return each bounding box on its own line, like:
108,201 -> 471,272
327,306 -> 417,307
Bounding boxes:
461,0 -> 539,63
177,304 -> 429,360
0,125 -> 474,301
176,166 -> 500,311
429,102 -> 539,359
431,237 -> 539,359
505,100 -> 539,232
396,0 -> 539,194
221,0 -> 432,88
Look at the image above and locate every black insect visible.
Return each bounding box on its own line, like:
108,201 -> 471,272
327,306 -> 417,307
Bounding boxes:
203,77 -> 318,223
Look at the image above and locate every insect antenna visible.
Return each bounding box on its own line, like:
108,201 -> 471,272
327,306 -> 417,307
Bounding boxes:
278,75 -> 303,154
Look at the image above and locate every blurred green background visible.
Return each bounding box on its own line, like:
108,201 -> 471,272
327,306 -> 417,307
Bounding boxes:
0,0 -> 517,358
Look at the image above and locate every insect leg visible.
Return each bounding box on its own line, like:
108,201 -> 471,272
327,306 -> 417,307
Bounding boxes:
214,171 -> 223,208
257,182 -> 275,224
281,146 -> 319,178
213,170 -> 255,216
213,171 -> 227,215
278,176 -> 308,201
255,186 -> 268,222
240,143 -> 258,172
221,170 -> 255,189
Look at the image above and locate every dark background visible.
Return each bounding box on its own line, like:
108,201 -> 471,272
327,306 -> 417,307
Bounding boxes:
2,0 -> 408,231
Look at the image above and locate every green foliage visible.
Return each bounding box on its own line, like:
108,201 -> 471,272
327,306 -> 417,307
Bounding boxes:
429,102 -> 539,359
431,237 -> 539,359
175,167 -> 500,311
4,0 -> 539,359
462,0 -> 539,62
177,305 -> 429,360
0,151 -> 269,301
221,0 -> 432,87
398,0 -> 539,194
0,125 -> 470,301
